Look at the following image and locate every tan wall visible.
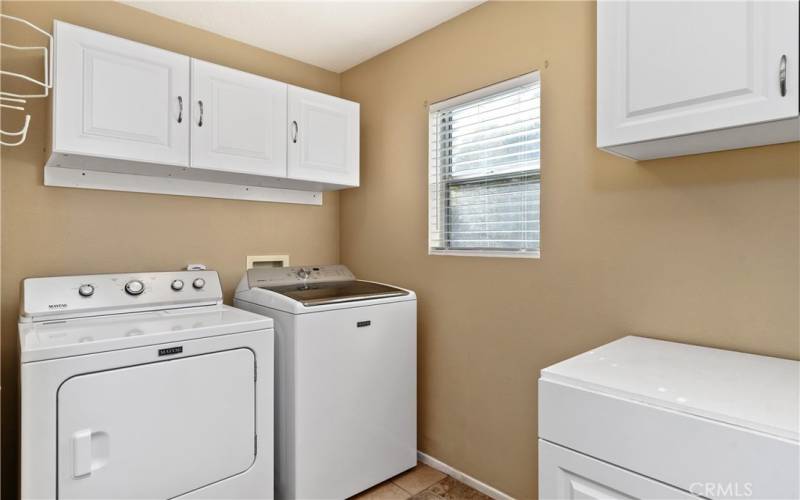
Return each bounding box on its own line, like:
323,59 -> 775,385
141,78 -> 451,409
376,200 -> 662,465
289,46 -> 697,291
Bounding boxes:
340,1 -> 800,498
0,2 -> 341,496
2,1 -> 799,498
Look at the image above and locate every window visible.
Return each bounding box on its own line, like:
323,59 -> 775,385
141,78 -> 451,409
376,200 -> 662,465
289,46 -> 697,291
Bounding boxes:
428,72 -> 540,258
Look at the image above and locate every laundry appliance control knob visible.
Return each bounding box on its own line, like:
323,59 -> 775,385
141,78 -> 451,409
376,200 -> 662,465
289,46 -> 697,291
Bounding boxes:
78,284 -> 95,297
297,268 -> 311,280
192,278 -> 206,290
171,279 -> 184,291
125,280 -> 145,296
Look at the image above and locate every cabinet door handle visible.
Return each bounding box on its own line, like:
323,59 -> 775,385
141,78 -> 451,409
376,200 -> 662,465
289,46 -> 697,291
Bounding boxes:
291,120 -> 298,143
177,96 -> 183,124
779,54 -> 787,97
197,100 -> 204,127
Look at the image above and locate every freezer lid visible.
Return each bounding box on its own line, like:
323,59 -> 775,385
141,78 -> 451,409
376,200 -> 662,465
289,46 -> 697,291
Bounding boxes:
262,280 -> 409,306
540,336 -> 800,441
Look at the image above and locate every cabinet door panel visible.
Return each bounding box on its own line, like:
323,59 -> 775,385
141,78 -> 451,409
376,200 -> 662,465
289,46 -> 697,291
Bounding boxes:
191,60 -> 288,176
53,21 -> 189,166
288,86 -> 359,187
597,0 -> 799,147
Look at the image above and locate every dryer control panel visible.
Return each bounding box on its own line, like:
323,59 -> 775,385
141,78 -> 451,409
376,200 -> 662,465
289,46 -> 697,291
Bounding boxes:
247,264 -> 355,289
20,270 -> 223,322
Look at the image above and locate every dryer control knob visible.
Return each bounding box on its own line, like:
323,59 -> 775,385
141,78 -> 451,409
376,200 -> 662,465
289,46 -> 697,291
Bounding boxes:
78,284 -> 95,297
171,279 -> 184,291
125,280 -> 145,296
192,278 -> 206,290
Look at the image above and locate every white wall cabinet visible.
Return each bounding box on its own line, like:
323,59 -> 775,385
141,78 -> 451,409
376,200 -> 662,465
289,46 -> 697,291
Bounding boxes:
288,86 -> 360,187
191,59 -> 287,177
53,21 -> 190,166
47,21 -> 360,204
597,0 -> 799,160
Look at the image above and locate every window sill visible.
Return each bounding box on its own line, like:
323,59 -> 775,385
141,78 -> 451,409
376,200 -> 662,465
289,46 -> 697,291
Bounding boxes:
428,249 -> 540,259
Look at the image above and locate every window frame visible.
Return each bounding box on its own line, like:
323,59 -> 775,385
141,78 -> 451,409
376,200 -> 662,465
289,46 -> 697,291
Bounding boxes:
428,71 -> 541,259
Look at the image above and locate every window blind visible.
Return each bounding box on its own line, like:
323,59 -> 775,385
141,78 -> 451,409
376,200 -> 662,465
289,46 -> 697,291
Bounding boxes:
428,72 -> 540,257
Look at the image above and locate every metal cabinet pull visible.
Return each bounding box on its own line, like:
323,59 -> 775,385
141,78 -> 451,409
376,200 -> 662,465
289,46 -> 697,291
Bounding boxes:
197,100 -> 204,127
177,96 -> 183,123
779,54 -> 787,97
292,120 -> 298,143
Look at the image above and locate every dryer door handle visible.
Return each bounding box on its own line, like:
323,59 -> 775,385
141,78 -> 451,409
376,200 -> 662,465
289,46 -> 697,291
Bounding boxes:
73,429 -> 93,477
72,428 -> 110,478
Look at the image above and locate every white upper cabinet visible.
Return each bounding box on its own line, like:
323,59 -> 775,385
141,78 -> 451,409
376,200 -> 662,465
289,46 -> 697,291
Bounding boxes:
597,1 -> 799,160
48,21 -> 360,202
53,21 -> 190,166
190,60 -> 287,177
288,86 -> 360,187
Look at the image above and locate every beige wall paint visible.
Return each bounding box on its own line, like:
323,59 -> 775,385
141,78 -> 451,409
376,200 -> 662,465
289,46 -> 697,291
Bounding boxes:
1,1 -> 798,498
0,2 -> 341,495
340,1 -> 800,498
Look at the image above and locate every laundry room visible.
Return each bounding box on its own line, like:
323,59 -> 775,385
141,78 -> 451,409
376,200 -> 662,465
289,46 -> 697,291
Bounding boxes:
0,1 -> 798,499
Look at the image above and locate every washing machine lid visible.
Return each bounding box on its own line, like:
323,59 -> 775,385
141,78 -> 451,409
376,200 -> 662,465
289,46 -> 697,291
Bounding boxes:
19,304 -> 272,363
263,280 -> 409,307
541,336 -> 800,441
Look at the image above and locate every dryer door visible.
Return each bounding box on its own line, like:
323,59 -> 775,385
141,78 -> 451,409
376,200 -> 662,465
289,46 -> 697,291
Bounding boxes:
57,348 -> 256,499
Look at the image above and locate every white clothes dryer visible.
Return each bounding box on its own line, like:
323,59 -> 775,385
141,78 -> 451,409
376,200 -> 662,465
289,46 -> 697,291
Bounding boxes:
19,270 -> 274,500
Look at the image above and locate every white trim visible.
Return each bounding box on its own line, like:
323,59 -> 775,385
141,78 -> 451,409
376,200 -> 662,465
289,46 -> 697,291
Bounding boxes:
44,166 -> 322,205
427,71 -> 542,257
417,451 -> 515,500
429,249 -> 540,259
429,71 -> 540,112
427,108 -> 438,258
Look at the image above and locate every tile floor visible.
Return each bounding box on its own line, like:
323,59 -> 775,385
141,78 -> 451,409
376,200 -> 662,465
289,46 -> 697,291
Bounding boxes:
350,463 -> 492,500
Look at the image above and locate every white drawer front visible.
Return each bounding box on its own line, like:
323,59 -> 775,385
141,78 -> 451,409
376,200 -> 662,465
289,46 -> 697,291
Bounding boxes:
540,440 -> 696,500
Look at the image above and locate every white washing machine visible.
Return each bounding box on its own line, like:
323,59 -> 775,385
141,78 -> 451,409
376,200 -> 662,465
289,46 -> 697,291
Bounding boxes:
234,265 -> 416,499
19,270 -> 274,500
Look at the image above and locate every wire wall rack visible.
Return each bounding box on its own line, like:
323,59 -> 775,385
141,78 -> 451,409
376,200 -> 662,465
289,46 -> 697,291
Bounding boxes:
1,14 -> 53,147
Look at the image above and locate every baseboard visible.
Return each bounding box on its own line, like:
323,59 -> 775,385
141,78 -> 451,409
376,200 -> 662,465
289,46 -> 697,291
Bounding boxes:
417,451 -> 515,500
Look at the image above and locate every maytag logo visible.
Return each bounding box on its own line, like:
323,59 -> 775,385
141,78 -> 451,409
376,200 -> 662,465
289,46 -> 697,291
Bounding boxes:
158,346 -> 183,357
48,303 -> 68,309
